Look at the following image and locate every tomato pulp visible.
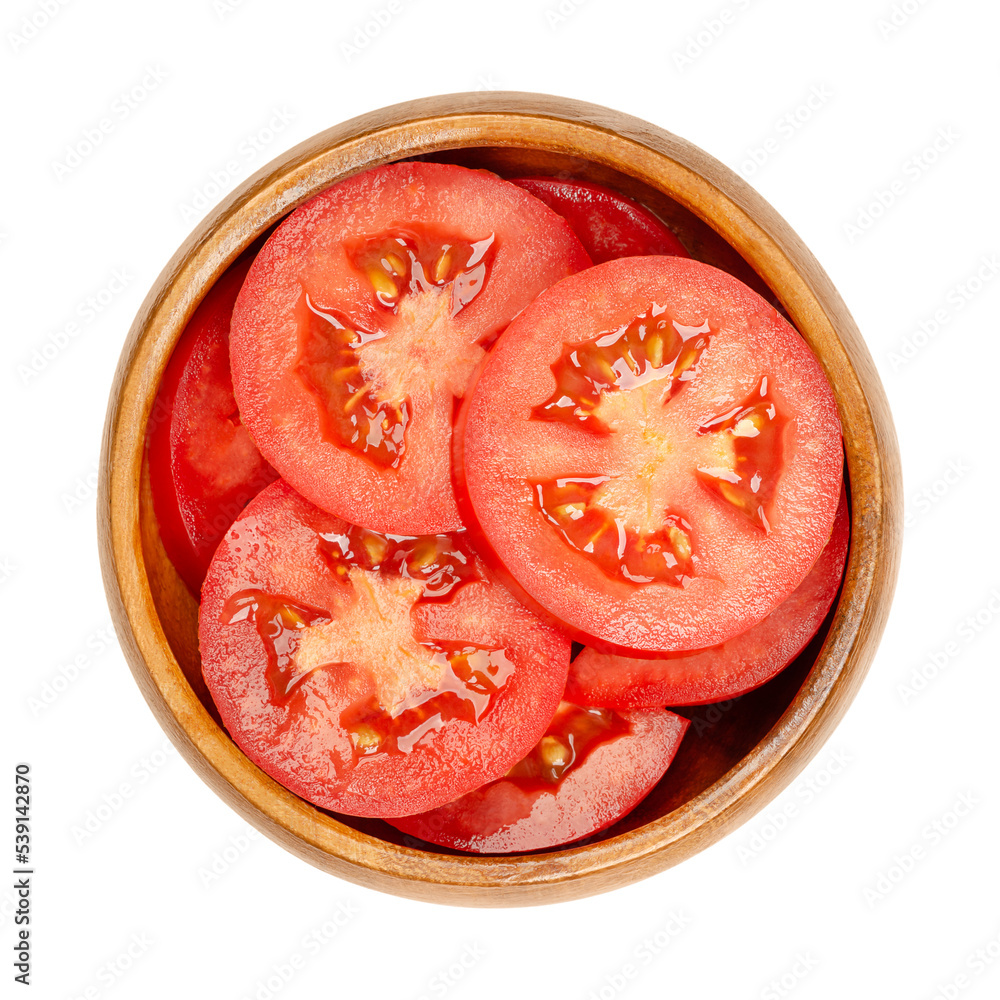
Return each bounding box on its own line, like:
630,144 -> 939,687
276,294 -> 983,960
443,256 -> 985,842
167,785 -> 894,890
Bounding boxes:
147,254 -> 278,593
230,161 -> 591,536
567,486 -> 850,707
511,176 -> 689,263
454,255 -> 843,654
199,480 -> 571,818
390,702 -> 688,852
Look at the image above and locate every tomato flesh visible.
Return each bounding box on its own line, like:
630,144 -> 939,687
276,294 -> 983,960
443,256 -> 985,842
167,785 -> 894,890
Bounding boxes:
566,486 -> 850,707
230,162 -> 591,535
511,176 -> 689,263
147,254 -> 278,594
389,702 -> 689,853
199,480 -> 570,818
454,255 -> 843,654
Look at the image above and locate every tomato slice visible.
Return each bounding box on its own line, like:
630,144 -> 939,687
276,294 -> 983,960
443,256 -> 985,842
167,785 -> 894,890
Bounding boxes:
229,162 -> 591,536
389,702 -> 688,852
199,479 -> 570,818
510,176 -> 689,263
454,255 -> 843,654
566,486 -> 849,707
147,254 -> 278,594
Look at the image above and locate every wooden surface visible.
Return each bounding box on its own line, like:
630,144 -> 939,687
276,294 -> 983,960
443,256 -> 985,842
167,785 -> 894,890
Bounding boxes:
97,91 -> 903,906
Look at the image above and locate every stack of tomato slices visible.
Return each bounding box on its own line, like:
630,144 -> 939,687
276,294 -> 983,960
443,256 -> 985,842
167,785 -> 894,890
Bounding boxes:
148,161 -> 847,854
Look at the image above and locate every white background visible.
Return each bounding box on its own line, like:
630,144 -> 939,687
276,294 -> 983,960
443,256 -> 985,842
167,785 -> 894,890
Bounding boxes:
4,0 -> 999,997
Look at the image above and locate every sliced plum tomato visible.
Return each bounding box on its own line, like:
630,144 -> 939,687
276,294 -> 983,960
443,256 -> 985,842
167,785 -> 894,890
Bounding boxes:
389,702 -> 688,853
199,479 -> 570,818
510,177 -> 689,264
454,255 -> 843,655
566,485 -> 850,708
229,161 -> 591,536
147,254 -> 278,594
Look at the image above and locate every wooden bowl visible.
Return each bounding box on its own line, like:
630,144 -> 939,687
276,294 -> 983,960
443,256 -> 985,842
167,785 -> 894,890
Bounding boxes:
98,92 -> 902,906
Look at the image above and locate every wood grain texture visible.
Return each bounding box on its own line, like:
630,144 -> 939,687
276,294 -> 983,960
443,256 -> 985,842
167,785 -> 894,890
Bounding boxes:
97,92 -> 902,906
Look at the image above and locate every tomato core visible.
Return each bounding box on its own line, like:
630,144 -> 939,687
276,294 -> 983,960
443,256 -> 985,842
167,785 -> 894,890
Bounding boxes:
532,476 -> 694,586
294,226 -> 498,472
217,516 -> 522,766
531,308 -> 711,434
453,255 -> 843,653
340,644 -> 515,760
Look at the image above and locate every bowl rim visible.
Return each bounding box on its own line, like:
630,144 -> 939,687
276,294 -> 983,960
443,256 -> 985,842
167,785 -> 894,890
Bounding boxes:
98,91 -> 902,906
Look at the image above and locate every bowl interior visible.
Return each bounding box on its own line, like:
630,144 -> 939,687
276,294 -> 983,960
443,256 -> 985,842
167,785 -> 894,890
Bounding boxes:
141,144 -> 842,844
104,95 -> 898,904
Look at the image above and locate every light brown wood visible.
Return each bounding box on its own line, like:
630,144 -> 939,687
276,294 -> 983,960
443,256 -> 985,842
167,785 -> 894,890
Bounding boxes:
97,92 -> 902,906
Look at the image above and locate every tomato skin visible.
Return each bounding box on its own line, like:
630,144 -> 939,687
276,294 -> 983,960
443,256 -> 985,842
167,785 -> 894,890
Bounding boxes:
454,255 -> 844,655
389,706 -> 688,853
511,176 -> 689,263
147,255 -> 278,594
566,486 -> 850,707
230,161 -> 591,536
199,480 -> 571,818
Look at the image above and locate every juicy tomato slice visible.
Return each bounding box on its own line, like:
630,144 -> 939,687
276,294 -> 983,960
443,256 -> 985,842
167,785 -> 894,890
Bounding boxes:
566,486 -> 850,707
389,702 -> 689,853
454,255 -> 843,655
199,480 -> 571,818
147,254 -> 278,594
510,177 -> 689,264
230,162 -> 591,536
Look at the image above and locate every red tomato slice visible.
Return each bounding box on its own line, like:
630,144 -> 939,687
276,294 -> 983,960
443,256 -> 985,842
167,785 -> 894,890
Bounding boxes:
455,255 -> 843,655
566,486 -> 849,707
229,162 -> 591,536
147,255 -> 278,594
199,479 -> 571,818
389,702 -> 688,852
511,176 -> 689,263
